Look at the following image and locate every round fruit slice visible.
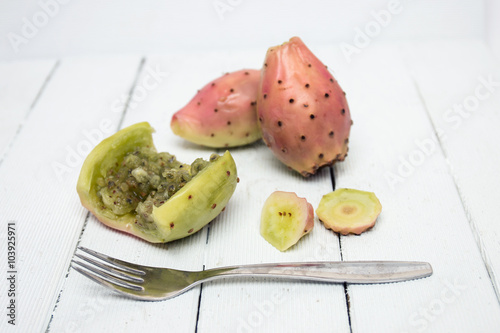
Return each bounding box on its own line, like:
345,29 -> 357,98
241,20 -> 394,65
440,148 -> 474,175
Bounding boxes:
260,191 -> 314,251
77,122 -> 238,243
316,188 -> 381,235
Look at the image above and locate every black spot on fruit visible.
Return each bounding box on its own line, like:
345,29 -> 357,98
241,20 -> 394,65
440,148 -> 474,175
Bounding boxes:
214,108 -> 218,112
211,203 -> 217,209
301,135 -> 306,141
170,222 -> 175,229
330,78 -> 334,83
329,131 -> 334,137
308,64 -> 312,67
277,121 -> 282,127
341,108 -> 345,115
263,94 -> 267,99
303,104 -> 309,108
230,88 -> 234,93
210,133 -> 215,137
305,83 -> 310,88
188,228 -> 194,233
310,114 -> 315,119
289,99 -> 294,103
226,171 -> 230,176
278,80 -> 282,84
319,153 -> 324,159
188,195 -> 192,199
227,121 -> 231,125
325,93 -> 329,98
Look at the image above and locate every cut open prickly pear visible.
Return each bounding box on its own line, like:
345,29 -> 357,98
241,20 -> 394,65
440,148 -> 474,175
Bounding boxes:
316,188 -> 381,235
171,69 -> 261,148
77,122 -> 238,243
260,191 -> 314,251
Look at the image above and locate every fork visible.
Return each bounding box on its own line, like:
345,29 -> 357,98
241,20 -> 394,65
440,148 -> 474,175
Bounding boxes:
71,246 -> 432,301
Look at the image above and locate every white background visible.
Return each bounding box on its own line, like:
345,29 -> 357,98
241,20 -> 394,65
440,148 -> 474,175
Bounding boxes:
0,0 -> 498,61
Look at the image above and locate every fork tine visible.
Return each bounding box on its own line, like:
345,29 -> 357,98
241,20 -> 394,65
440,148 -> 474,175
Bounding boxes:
71,259 -> 144,292
78,246 -> 145,275
75,252 -> 144,284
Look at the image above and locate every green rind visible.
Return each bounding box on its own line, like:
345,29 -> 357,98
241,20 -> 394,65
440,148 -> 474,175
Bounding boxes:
76,122 -> 237,243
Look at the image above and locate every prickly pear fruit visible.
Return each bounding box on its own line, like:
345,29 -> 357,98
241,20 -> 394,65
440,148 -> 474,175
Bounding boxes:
77,122 -> 238,243
257,37 -> 352,177
260,191 -> 314,251
171,69 -> 261,148
316,188 -> 381,235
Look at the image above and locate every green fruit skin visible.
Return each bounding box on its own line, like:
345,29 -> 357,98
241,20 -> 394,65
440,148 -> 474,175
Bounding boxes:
77,122 -> 238,243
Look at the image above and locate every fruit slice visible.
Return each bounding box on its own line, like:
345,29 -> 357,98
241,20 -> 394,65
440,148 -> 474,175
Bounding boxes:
260,191 -> 314,251
77,122 -> 238,243
171,69 -> 261,148
316,188 -> 382,235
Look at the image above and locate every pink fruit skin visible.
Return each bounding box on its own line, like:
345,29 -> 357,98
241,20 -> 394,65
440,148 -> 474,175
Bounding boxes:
257,37 -> 352,177
171,69 -> 261,148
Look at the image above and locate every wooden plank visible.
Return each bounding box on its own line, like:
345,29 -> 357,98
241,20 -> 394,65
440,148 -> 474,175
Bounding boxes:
332,43 -> 500,332
402,40 -> 500,300
0,59 -> 57,160
0,55 -> 142,333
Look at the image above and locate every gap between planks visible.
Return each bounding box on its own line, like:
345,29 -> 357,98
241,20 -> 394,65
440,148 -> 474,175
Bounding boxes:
0,60 -> 60,167
332,165 -> 353,333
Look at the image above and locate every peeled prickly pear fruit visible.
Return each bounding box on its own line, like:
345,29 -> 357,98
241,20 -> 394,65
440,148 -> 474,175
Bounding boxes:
316,188 -> 381,235
171,69 -> 261,148
77,122 -> 238,243
260,191 -> 314,251
257,37 -> 352,177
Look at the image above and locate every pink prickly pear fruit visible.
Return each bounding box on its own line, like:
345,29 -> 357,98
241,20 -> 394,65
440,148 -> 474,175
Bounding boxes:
171,69 -> 261,148
257,37 -> 352,177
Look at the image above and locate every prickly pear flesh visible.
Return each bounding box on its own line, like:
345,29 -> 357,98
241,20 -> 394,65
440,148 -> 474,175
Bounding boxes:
260,191 -> 314,251
316,188 -> 381,235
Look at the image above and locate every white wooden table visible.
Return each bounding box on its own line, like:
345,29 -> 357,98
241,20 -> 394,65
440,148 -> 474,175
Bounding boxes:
1,40 -> 499,333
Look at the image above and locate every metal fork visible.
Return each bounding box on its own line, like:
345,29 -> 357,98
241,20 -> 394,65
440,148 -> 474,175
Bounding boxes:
71,246 -> 432,301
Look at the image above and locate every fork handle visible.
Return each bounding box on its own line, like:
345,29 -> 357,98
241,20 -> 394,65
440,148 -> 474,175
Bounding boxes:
201,261 -> 432,284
